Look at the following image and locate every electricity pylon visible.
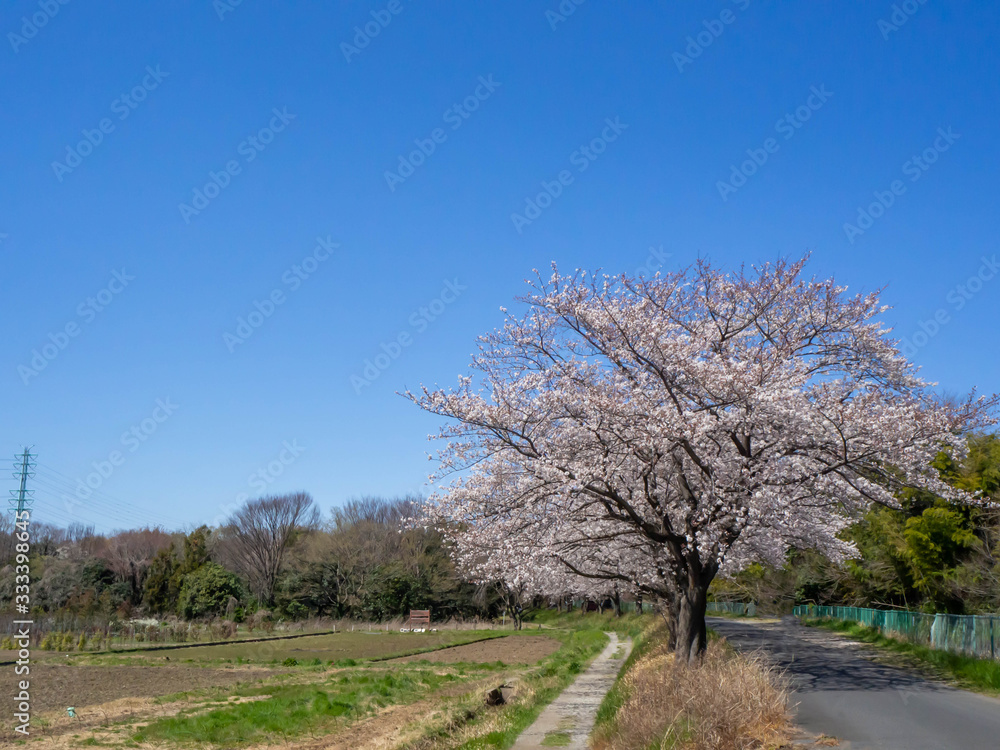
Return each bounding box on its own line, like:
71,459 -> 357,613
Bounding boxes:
10,448 -> 35,517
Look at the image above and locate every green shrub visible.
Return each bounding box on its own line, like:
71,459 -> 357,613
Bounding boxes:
178,563 -> 244,619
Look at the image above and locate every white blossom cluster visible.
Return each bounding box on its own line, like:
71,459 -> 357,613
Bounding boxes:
407,257 -> 996,613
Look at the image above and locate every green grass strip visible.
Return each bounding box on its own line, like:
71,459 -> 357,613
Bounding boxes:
453,628 -> 610,749
131,668 -> 459,747
804,617 -> 1000,694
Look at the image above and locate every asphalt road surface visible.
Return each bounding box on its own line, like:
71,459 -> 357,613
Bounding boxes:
709,616 -> 1000,750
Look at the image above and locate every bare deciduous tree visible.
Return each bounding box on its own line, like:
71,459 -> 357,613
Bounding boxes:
218,492 -> 318,605
100,527 -> 174,602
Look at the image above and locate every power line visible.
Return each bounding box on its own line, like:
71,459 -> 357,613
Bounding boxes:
29,483 -> 172,529
31,465 -> 190,529
34,463 -> 190,525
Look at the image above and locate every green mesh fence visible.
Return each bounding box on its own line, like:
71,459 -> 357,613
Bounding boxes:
793,605 -> 1000,661
707,601 -> 757,617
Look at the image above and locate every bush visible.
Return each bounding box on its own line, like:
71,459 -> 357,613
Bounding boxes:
178,563 -> 244,619
248,609 -> 276,633
210,620 -> 238,640
168,624 -> 189,643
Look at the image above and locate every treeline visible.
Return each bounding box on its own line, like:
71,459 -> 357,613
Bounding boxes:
0,495 -> 501,623
713,433 -> 1000,615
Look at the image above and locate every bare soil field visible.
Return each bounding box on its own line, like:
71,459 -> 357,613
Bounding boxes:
6,663 -> 284,714
0,630 -> 560,748
110,629 -> 504,663
393,635 -> 560,664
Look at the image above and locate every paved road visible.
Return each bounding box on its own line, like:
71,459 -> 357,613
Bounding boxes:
709,616 -> 1000,749
512,632 -> 631,749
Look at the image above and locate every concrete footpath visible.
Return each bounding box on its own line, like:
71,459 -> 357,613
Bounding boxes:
512,632 -> 632,750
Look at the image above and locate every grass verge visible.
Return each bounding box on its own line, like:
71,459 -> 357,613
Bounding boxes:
404,628 -> 610,749
803,617 -> 1000,694
591,624 -> 789,750
593,624 -> 654,733
526,609 -> 649,640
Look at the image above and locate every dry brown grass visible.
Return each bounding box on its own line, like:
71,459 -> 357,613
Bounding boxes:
593,632 -> 790,750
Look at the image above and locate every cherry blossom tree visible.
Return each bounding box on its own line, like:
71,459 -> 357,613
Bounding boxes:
408,257 -> 995,661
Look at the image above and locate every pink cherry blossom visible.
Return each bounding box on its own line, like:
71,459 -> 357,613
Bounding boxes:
407,256 -> 996,660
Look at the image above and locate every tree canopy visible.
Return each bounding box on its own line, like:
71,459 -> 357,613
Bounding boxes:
409,257 -> 996,659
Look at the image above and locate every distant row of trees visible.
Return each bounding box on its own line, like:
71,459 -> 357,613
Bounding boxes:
0,494 -> 503,623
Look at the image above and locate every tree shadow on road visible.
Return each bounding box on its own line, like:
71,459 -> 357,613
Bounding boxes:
708,617 -> 951,694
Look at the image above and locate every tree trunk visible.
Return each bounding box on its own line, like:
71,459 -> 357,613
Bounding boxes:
672,561 -> 715,664
674,586 -> 708,662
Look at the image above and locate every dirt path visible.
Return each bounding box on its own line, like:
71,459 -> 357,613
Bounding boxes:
512,632 -> 631,750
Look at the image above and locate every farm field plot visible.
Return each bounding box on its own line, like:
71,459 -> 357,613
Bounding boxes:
0,626 -> 594,750
8,663 -> 285,714
392,634 -> 561,664
85,628 -> 508,665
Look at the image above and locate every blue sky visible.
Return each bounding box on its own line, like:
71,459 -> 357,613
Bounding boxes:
2,1 -> 998,532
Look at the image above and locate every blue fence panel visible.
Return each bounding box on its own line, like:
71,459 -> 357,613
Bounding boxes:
793,605 -> 1000,661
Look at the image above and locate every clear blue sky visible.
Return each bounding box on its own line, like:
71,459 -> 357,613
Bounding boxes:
2,1 -> 998,532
